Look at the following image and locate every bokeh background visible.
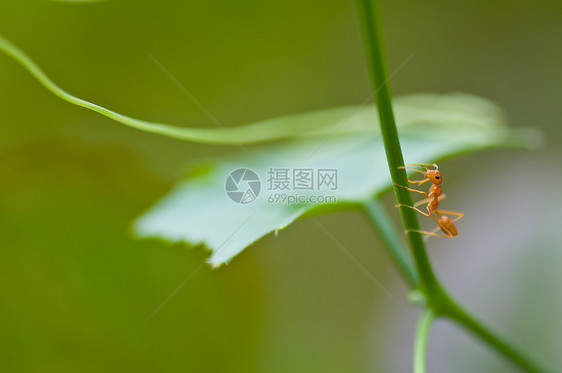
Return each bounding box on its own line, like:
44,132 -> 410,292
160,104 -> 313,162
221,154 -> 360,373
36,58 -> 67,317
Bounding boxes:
1,0 -> 561,372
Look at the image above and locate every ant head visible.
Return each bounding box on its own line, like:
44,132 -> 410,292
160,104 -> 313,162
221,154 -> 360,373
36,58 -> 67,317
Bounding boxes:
425,169 -> 442,185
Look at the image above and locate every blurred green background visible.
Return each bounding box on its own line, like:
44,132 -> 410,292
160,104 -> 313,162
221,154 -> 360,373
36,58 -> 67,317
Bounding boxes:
1,0 -> 561,372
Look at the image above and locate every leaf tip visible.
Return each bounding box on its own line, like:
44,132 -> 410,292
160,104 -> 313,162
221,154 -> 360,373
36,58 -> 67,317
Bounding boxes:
207,258 -> 227,269
499,127 -> 545,150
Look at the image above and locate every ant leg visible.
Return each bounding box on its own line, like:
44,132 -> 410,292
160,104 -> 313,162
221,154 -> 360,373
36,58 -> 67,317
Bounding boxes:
398,166 -> 426,174
395,204 -> 431,217
409,216 -> 454,239
436,210 -> 464,222
408,178 -> 431,185
403,163 -> 438,169
398,166 -> 432,184
393,183 -> 429,198
421,225 -> 445,241
420,213 -> 456,240
413,198 -> 430,207
408,229 -> 453,239
414,194 -> 446,207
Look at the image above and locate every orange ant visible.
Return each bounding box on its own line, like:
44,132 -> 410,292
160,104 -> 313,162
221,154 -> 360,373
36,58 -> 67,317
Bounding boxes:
394,163 -> 464,238
398,205 -> 464,238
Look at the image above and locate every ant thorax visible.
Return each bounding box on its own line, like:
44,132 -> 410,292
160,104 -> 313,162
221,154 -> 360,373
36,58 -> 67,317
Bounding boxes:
427,198 -> 439,214
428,184 -> 442,198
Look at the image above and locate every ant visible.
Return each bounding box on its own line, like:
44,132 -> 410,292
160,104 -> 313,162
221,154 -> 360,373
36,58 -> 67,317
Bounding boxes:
394,163 -> 463,238
398,205 -> 464,238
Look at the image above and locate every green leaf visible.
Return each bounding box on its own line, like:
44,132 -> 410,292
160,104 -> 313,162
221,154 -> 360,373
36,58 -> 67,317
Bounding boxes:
133,93 -> 539,266
0,36 -> 537,266
0,35 -> 515,145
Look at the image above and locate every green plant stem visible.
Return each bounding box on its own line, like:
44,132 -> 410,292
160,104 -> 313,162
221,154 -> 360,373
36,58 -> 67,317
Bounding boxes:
356,0 -> 438,295
363,200 -> 553,373
363,198 -> 552,372
362,199 -> 418,288
357,0 -> 552,372
441,298 -> 552,373
413,309 -> 434,373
